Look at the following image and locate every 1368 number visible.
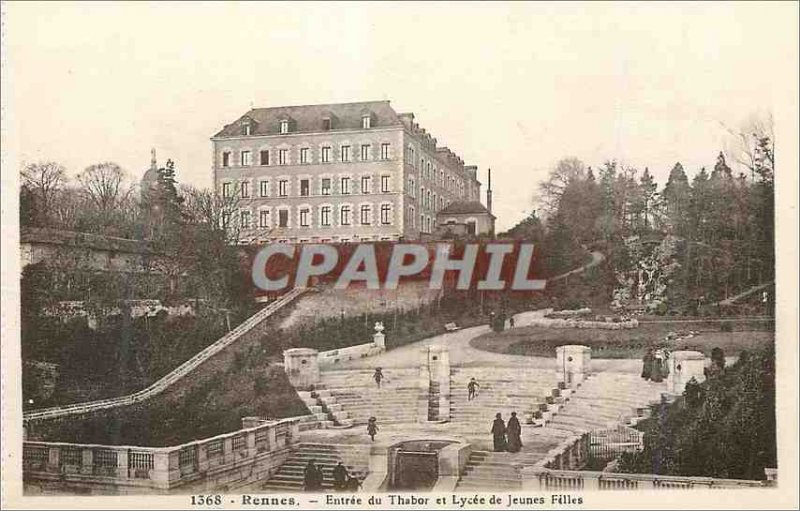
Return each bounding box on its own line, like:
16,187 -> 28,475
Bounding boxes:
191,495 -> 222,506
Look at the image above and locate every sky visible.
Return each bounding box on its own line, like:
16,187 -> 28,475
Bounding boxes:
3,2 -> 798,231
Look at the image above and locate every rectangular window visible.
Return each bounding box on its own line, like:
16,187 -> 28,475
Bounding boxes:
299,147 -> 309,164
240,210 -> 251,228
321,178 -> 331,195
321,206 -> 331,226
381,143 -> 390,160
381,175 -> 391,193
341,145 -> 350,162
278,209 -> 288,227
243,124 -> 251,136
360,144 -> 371,161
361,176 -> 371,194
259,210 -> 270,228
222,152 -> 230,167
360,205 -> 371,225
322,118 -> 331,131
278,180 -> 288,197
362,116 -> 371,129
420,213 -> 425,232
241,181 -> 249,198
300,179 -> 309,197
280,120 -> 289,134
259,180 -> 269,197
278,149 -> 288,165
299,208 -> 310,227
241,150 -> 251,166
260,150 -> 270,166
380,204 -> 391,225
341,177 -> 350,195
410,206 -> 415,227
222,182 -> 232,198
321,146 -> 331,163
340,205 -> 351,226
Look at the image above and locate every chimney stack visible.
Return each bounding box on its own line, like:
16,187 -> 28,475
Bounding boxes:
486,168 -> 493,214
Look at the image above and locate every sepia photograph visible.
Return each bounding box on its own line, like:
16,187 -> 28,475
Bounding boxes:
1,2 -> 798,510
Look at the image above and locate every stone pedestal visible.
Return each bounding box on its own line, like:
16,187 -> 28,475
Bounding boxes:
373,322 -> 386,350
667,350 -> 705,395
283,348 -> 320,390
556,345 -> 591,388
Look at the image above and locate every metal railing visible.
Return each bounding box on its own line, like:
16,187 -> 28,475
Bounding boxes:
24,288 -> 307,422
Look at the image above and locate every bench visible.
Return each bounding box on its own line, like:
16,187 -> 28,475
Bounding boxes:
444,322 -> 460,332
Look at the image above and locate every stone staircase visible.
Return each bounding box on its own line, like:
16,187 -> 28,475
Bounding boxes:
544,372 -> 666,434
314,369 -> 421,426
455,450 -> 547,491
260,443 -> 371,492
449,367 -> 560,428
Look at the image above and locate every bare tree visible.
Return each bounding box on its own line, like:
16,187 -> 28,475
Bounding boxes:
20,161 -> 67,226
76,162 -> 133,213
721,111 -> 775,183
535,157 -> 586,219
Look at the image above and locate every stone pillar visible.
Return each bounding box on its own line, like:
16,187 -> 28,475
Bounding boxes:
117,448 -> 129,479
556,345 -> 591,388
373,322 -> 386,350
47,446 -> 60,473
429,346 -> 451,421
80,448 -> 93,475
283,348 -> 320,390
151,451 -> 171,489
417,348 -> 431,423
667,350 -> 705,395
267,427 -> 277,452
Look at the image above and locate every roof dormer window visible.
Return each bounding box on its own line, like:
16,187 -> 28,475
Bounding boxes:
280,120 -> 289,134
243,123 -> 252,136
362,115 -> 371,129
322,117 -> 332,131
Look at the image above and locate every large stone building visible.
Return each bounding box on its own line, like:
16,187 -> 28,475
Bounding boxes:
211,101 -> 485,243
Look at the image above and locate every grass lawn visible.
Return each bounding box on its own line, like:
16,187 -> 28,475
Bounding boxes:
470,319 -> 774,359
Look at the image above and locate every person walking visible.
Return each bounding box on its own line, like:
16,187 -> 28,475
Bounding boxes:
332,462 -> 348,491
373,368 -> 384,388
491,413 -> 507,452
506,412 -> 523,452
367,417 -> 379,441
641,348 -> 654,381
467,377 -> 480,401
651,348 -> 665,383
509,315 -> 516,328
303,460 -> 321,492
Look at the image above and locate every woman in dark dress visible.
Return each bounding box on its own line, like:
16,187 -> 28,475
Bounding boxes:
491,413 -> 507,452
506,412 -> 523,453
641,348 -> 654,380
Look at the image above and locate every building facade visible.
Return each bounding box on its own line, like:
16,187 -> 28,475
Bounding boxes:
211,101 -> 484,243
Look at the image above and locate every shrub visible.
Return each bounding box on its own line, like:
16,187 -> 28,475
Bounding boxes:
720,321 -> 733,332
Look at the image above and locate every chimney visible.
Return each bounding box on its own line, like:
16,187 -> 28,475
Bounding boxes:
486,168 -> 493,214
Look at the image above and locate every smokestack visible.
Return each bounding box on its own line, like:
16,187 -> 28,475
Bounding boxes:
486,168 -> 493,214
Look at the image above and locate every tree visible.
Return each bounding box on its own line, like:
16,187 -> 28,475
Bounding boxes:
76,162 -> 132,213
536,157 -> 586,219
20,161 -> 67,227
501,210 -> 545,242
662,162 -> 691,237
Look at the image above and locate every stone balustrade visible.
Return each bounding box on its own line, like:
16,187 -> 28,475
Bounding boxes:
23,417 -> 303,494
522,467 -> 769,490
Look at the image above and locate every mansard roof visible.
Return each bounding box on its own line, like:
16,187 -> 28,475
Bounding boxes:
213,100 -> 402,137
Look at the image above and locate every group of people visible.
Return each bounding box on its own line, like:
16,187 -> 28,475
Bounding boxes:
491,412 -> 523,453
303,461 -> 360,492
641,347 -> 670,382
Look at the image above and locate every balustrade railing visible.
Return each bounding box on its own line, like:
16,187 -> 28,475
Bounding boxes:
22,416 -> 302,489
523,467 -> 768,490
